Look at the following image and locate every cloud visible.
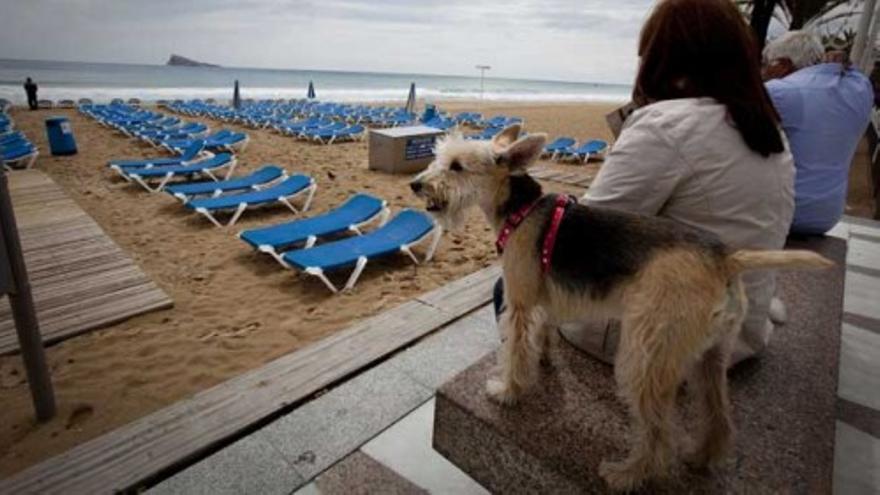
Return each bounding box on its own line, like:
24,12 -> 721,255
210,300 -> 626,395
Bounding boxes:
0,0 -> 652,83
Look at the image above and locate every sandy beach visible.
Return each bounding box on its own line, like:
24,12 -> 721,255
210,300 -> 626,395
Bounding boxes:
0,100 -> 617,475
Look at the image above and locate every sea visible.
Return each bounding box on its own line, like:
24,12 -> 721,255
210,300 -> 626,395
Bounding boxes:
0,58 -> 631,105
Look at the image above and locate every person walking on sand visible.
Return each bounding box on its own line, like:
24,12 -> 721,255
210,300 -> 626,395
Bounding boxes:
24,77 -> 38,110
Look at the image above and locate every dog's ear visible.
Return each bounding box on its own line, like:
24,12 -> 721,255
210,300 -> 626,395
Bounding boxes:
492,124 -> 522,151
496,133 -> 547,172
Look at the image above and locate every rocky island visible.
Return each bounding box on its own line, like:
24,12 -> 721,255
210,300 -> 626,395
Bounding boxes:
166,54 -> 220,68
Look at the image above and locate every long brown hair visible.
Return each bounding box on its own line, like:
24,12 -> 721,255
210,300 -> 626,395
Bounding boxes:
634,0 -> 784,157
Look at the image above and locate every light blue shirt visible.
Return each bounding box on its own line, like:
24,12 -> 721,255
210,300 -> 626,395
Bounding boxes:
766,63 -> 873,234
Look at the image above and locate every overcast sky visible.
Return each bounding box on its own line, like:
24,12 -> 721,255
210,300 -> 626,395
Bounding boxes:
0,0 -> 656,83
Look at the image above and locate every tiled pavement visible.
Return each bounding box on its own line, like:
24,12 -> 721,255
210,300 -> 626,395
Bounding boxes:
149,216 -> 880,494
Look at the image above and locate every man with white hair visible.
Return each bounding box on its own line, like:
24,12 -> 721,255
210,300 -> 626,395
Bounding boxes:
763,30 -> 873,235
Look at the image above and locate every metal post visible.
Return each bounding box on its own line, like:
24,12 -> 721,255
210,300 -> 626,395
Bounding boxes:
0,169 -> 56,421
475,65 -> 491,106
853,0 -> 877,70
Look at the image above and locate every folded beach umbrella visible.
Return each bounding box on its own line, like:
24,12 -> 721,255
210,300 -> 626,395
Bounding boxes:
405,82 -> 416,115
233,80 -> 241,110
307,81 -> 316,99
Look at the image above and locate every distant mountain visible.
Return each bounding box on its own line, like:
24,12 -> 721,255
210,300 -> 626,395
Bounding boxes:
166,54 -> 220,68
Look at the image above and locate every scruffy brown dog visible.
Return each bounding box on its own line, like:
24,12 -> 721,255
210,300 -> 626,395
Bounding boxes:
410,124 -> 832,491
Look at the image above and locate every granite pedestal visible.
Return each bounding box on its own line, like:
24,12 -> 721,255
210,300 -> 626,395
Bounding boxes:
434,237 -> 846,493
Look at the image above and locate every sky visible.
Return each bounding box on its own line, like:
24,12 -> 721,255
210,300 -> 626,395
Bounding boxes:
0,0 -> 654,84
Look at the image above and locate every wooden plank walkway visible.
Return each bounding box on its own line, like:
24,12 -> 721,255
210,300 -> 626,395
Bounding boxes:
0,170 -> 172,355
0,264 -> 500,494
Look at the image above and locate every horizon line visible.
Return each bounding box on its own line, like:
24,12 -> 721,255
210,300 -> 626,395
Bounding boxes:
0,55 -> 634,88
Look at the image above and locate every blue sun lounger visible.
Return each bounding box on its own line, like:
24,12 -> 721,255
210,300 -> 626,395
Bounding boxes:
165,165 -> 286,202
281,209 -> 442,293
186,174 -> 316,227
125,153 -> 237,192
300,122 -> 345,140
139,122 -> 208,144
108,140 -> 206,174
311,124 -> 365,144
163,130 -> 249,153
0,132 -> 26,146
2,143 -> 38,170
562,139 -> 608,163
543,137 -> 576,160
239,193 -> 390,266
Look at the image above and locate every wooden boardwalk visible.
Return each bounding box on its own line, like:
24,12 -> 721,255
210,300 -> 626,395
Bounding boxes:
0,170 -> 172,355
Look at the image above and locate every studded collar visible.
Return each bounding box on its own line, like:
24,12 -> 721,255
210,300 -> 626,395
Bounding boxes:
495,194 -> 576,273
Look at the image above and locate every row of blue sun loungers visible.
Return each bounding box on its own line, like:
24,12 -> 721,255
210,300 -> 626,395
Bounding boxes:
162,99 -> 525,140
1,112 -> 39,170
82,102 -> 442,293
162,162 -> 438,292
171,165 -> 439,292
80,104 -> 252,194
543,137 -> 608,162
81,103 -> 249,153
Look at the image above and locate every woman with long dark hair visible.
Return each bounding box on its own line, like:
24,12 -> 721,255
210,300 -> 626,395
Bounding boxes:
567,0 -> 795,365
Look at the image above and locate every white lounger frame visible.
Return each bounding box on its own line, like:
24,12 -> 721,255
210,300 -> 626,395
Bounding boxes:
314,129 -> 366,146
303,221 -> 444,294
2,148 -> 39,171
127,154 -> 236,193
249,202 -> 392,268
561,146 -> 607,164
110,151 -> 214,182
172,170 -> 289,204
195,180 -> 317,228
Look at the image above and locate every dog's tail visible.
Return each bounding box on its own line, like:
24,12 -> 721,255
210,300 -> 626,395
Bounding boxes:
725,249 -> 834,274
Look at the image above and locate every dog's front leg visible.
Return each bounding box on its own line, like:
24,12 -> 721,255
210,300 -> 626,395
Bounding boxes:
537,321 -> 557,368
487,302 -> 539,405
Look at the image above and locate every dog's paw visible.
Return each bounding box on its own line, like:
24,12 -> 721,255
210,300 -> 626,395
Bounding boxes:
485,378 -> 519,406
599,460 -> 644,493
682,444 -> 728,471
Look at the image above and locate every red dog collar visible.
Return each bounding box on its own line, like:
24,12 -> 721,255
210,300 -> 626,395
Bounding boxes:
496,194 -> 576,273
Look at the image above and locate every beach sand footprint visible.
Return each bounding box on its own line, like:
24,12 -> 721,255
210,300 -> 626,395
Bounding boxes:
65,404 -> 94,431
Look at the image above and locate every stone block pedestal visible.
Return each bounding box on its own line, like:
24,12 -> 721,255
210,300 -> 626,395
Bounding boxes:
434,237 -> 846,493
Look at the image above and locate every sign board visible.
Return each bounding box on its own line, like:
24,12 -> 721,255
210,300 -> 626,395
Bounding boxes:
404,135 -> 437,161
369,125 -> 445,174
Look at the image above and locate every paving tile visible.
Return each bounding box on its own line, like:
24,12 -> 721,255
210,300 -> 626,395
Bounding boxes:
839,323 -> 880,412
853,231 -> 880,244
845,270 -> 880,322
387,311 -> 499,390
291,482 -> 321,495
362,399 -> 489,495
838,398 -> 880,440
833,421 -> 880,495
844,313 -> 880,336
849,238 -> 880,271
470,303 -> 498,324
826,221 -> 851,240
846,220 -> 880,240
256,361 -> 432,480
314,451 -> 427,495
147,434 -> 303,495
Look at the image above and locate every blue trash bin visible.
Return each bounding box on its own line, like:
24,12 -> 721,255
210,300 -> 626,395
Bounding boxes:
45,116 -> 77,156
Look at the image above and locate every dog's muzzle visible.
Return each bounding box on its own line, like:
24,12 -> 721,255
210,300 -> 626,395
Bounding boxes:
409,180 -> 445,212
